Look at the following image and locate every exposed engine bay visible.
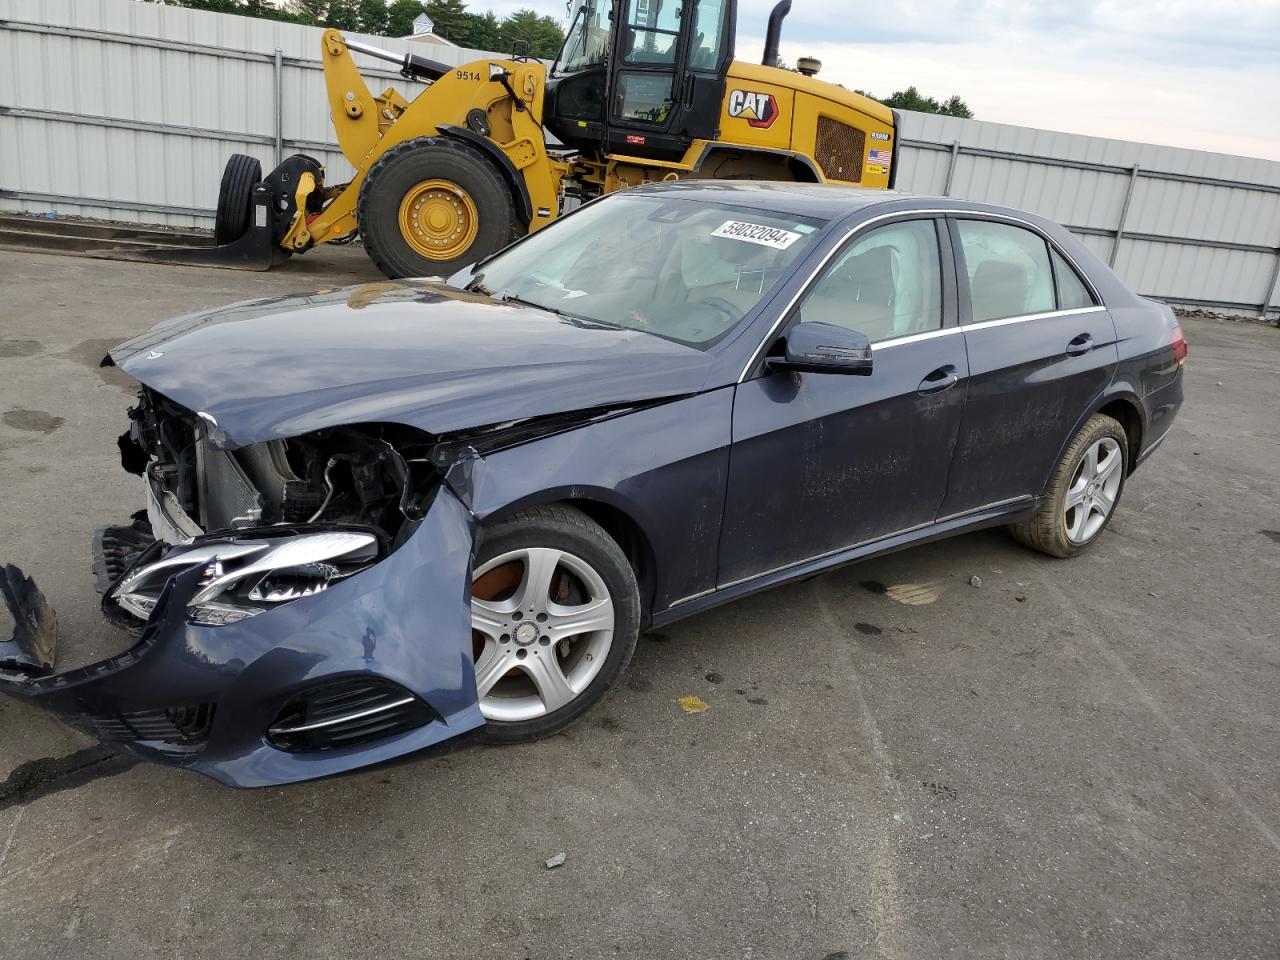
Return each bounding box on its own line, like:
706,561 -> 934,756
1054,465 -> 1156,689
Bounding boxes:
122,386 -> 441,542
91,387 -> 647,633
94,387 -> 446,630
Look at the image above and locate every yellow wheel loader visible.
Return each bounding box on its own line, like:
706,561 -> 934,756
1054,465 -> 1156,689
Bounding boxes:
213,0 -> 900,278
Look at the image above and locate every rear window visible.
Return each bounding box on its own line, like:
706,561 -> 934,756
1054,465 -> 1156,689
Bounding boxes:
1051,248 -> 1096,309
957,219 -> 1055,322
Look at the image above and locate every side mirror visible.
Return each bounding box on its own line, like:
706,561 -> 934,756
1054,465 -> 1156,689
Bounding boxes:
767,321 -> 873,376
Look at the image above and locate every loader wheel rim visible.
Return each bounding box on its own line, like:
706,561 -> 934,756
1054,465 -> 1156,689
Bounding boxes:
398,179 -> 479,260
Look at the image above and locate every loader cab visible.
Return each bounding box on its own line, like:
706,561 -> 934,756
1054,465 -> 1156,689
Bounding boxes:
545,0 -> 736,160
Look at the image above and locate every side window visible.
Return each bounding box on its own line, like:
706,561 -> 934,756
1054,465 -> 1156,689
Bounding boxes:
622,0 -> 681,64
796,220 -> 942,343
615,72 -> 675,124
1051,248 -> 1096,309
957,220 -> 1055,322
689,0 -> 728,71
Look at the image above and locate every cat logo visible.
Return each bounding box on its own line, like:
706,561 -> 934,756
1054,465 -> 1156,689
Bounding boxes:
727,89 -> 779,129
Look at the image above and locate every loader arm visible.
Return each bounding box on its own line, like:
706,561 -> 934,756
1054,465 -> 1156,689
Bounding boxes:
296,31 -> 565,255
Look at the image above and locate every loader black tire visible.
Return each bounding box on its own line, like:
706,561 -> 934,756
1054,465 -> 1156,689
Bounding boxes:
357,137 -> 518,280
214,154 -> 262,246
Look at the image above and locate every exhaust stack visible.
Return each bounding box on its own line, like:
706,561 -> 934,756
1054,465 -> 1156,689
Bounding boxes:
761,0 -> 792,68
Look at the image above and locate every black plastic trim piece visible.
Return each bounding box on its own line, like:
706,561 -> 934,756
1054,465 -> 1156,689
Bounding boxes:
889,110 -> 902,189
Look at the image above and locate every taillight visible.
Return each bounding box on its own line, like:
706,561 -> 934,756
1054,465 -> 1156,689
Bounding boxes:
1172,326 -> 1188,367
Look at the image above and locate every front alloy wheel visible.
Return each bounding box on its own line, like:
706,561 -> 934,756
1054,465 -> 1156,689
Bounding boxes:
469,506 -> 640,742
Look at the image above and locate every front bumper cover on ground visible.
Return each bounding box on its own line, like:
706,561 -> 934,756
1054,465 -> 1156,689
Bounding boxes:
0,487 -> 485,788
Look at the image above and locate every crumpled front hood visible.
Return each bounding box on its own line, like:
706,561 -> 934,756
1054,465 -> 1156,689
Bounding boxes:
112,281 -> 716,447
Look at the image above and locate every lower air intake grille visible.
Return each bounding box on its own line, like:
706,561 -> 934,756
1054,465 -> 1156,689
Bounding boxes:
82,703 -> 216,746
815,117 -> 865,183
267,677 -> 436,752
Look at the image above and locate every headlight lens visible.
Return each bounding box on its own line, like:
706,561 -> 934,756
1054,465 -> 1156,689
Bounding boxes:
112,530 -> 380,626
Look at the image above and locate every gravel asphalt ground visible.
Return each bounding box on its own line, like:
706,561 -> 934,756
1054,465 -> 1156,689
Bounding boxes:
0,246 -> 1277,959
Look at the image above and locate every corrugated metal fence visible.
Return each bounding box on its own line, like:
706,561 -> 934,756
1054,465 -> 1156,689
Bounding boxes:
2,0 -> 1279,317
896,113 -> 1280,318
0,0 -> 483,221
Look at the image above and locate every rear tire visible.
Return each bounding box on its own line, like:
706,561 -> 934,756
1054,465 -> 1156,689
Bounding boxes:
214,154 -> 261,246
1010,413 -> 1129,558
470,505 -> 640,744
358,137 -> 517,280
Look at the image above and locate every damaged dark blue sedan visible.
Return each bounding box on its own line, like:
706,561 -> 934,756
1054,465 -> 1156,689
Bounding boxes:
0,183 -> 1185,787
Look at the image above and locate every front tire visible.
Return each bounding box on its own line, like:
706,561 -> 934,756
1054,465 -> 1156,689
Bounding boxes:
470,505 -> 640,743
358,137 -> 517,279
1010,413 -> 1128,558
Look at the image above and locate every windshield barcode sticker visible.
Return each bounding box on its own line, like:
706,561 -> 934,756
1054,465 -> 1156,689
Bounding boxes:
711,220 -> 802,249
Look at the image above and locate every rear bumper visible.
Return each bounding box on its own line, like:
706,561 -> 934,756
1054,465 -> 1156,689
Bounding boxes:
0,488 -> 485,788
1137,369 -> 1184,468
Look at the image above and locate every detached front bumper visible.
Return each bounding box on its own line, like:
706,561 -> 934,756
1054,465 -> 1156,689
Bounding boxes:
0,487 -> 485,788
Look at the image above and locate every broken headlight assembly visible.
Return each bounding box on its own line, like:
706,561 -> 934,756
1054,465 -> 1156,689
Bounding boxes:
111,529 -> 381,626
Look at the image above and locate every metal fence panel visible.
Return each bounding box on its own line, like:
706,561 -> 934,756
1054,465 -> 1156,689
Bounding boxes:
0,0 -> 486,224
1,0 -> 1278,314
894,113 -> 1280,314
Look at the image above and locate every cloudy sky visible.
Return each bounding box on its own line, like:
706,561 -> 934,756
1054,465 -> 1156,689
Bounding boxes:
486,0 -> 1280,160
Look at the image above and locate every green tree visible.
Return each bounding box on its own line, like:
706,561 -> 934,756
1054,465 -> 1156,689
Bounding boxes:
140,0 -> 312,25
498,8 -> 564,58
324,0 -> 361,30
463,11 -> 502,50
938,95 -> 974,119
387,0 -> 427,36
356,0 -> 390,34
864,85 -> 974,119
424,0 -> 471,43
288,0 -> 329,22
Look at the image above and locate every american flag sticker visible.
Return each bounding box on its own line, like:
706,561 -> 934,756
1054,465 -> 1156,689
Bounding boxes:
869,148 -> 891,165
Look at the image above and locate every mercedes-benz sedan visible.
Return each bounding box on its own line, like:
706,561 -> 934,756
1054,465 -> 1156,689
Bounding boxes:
0,183 -> 1185,786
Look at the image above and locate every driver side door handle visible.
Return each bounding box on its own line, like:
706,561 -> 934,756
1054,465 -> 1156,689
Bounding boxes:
1066,333 -> 1094,356
917,365 -> 959,395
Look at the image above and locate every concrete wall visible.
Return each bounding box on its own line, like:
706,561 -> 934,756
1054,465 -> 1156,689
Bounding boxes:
2,0 -> 1278,315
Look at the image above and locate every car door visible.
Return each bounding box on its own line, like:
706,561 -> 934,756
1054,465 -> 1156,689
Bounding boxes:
937,217 -> 1119,518
717,216 -> 969,586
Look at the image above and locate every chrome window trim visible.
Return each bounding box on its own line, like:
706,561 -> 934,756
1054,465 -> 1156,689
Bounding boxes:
738,207 -> 1106,382
872,326 -> 961,350
961,304 -> 1107,333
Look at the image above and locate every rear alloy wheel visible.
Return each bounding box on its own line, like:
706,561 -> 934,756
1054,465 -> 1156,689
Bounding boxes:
469,506 -> 639,742
1010,413 -> 1129,557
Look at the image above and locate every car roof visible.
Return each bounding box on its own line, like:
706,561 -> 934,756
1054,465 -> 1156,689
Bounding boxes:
628,180 -> 1054,228
628,180 -> 900,220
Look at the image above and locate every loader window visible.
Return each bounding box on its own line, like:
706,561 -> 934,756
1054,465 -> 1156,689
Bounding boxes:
469,194 -> 826,348
622,0 -> 682,64
556,0 -> 611,73
616,72 -> 675,123
689,0 -> 728,71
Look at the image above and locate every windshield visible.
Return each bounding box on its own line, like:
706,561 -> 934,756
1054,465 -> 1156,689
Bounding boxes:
554,0 -> 611,74
468,194 -> 827,349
